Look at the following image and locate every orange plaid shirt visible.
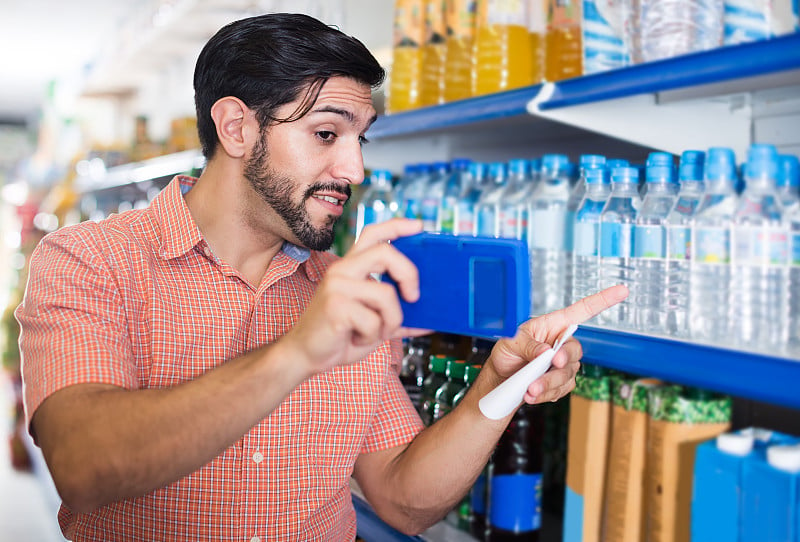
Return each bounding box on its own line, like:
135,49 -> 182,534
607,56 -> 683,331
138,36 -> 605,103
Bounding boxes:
17,176 -> 424,542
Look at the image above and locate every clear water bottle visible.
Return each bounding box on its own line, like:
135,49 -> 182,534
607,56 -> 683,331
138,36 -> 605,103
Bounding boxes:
475,162 -> 509,237
420,161 -> 452,231
633,152 -> 679,333
400,162 -> 434,220
437,158 -> 473,233
788,202 -> 800,352
566,155 -> 607,305
528,154 -> 573,315
498,159 -> 534,240
356,169 -> 398,240
458,162 -> 489,236
664,150 -> 706,337
624,0 -> 724,64
730,144 -> 789,351
392,163 -> 421,218
777,154 -> 800,214
689,147 -> 739,343
571,164 -> 612,307
399,336 -> 432,411
599,166 -> 641,328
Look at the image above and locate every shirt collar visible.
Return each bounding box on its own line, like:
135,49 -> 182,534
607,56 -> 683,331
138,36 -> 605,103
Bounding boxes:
152,176 -> 321,277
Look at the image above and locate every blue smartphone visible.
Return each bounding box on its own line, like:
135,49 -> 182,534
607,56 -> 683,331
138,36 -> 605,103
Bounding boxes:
382,233 -> 531,338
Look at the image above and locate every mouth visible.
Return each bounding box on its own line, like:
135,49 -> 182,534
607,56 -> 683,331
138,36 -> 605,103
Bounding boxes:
309,191 -> 348,216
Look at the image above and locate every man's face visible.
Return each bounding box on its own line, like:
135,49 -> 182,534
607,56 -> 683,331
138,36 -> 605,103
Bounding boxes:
243,77 -> 377,251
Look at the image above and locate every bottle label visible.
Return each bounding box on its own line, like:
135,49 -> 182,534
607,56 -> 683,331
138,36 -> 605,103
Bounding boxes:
489,472 -> 543,531
483,0 -> 528,26
446,0 -> 477,40
404,198 -> 422,220
470,469 -> 487,514
666,224 -> 690,261
573,221 -> 599,256
499,204 -> 525,239
439,197 -> 457,233
456,202 -> 476,235
529,208 -> 567,249
792,231 -> 800,266
633,224 -> 665,258
394,0 -> 426,47
693,226 -> 730,264
420,197 -> 439,230
599,222 -> 633,258
733,225 -> 789,266
424,0 -> 448,45
477,206 -> 497,237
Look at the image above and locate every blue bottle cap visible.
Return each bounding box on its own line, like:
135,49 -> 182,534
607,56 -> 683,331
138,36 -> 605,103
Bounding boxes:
585,167 -> 607,184
611,166 -> 639,184
606,159 -> 630,170
745,144 -> 779,181
508,158 -> 529,177
579,154 -> 606,170
704,147 -> 738,183
468,161 -> 487,180
542,153 -> 571,176
371,169 -> 393,184
450,158 -> 472,170
679,150 -> 705,182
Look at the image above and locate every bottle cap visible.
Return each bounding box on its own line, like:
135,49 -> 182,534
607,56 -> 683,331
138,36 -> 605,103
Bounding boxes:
508,158 -> 530,177
646,152 -> 676,184
767,445 -> 800,473
716,432 -> 754,456
679,150 -> 705,182
777,154 -> 800,188
745,143 -> 779,182
611,166 -> 639,184
580,154 -> 606,170
585,167 -> 607,185
704,147 -> 738,183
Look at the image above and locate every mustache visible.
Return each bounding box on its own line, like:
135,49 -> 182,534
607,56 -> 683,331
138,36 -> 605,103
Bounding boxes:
303,182 -> 352,202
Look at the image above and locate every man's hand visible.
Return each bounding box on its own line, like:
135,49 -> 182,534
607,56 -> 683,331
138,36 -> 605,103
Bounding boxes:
486,284 -> 629,404
282,218 -> 427,374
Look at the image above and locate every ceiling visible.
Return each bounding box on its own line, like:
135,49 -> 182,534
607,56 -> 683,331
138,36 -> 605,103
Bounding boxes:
0,0 -> 393,126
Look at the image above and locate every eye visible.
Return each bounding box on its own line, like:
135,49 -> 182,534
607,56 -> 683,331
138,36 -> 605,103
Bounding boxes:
316,130 -> 336,143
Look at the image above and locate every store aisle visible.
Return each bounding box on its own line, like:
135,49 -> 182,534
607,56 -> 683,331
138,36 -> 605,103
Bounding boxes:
0,373 -> 65,541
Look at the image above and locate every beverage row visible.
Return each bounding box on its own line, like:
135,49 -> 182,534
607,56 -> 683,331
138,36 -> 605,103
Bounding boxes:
387,0 -> 800,113
348,144 -> 800,354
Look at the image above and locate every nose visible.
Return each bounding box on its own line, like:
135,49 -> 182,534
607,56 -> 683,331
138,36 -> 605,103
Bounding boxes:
331,139 -> 366,186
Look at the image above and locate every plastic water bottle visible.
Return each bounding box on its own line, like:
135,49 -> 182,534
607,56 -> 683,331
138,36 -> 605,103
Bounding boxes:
788,202 -> 800,352
420,161 -> 451,231
528,154 -> 572,315
458,162 -> 488,236
689,147 -> 739,343
566,155 -> 607,305
400,163 -> 433,220
633,152 -> 679,333
624,0 -> 724,64
475,162 -> 509,237
571,164 -> 612,306
598,166 -> 641,328
777,154 -> 800,214
730,144 -> 789,350
498,159 -> 534,240
664,150 -> 705,337
437,158 -> 472,233
356,169 -> 398,240
393,163 -> 421,218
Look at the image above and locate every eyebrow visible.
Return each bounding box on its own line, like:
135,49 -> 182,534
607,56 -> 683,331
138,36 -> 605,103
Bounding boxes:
311,105 -> 378,129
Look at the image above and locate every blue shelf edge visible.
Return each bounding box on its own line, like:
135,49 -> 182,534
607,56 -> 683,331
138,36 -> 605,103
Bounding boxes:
539,33 -> 800,110
353,493 -> 425,542
368,33 -> 800,139
575,326 -> 800,409
369,85 -> 542,139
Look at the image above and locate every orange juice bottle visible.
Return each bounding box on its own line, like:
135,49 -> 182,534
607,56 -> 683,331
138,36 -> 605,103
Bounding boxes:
443,0 -> 477,103
420,0 -> 448,107
388,0 -> 425,114
472,0 -> 535,97
545,0 -> 583,82
529,0 -> 546,83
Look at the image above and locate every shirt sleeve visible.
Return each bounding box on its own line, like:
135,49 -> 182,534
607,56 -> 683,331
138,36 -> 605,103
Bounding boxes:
15,227 -> 137,434
360,342 -> 424,454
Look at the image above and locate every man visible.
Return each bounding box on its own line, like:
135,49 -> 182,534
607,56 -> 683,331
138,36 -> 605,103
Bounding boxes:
16,13 -> 627,541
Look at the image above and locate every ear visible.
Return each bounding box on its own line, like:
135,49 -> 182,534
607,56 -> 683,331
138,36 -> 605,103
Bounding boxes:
209,97 -> 257,159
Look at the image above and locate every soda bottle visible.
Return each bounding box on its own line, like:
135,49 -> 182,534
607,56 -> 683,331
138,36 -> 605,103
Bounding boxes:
431,359 -> 468,423
388,0 -> 425,113
399,336 -> 432,411
545,0 -> 583,81
420,354 -> 452,426
689,147 -> 739,343
664,150 -> 705,337
632,152 -> 679,333
356,169 -> 398,240
420,0 -> 448,107
444,0 -> 477,103
571,163 -> 612,306
473,0 -> 535,97
528,153 -> 572,315
487,404 -> 545,541
598,166 -> 641,328
730,144 -> 789,350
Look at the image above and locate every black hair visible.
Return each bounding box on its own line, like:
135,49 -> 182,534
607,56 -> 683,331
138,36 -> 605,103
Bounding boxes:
193,12 -> 385,159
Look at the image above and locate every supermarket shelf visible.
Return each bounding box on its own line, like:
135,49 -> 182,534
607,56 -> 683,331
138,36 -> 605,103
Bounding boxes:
575,326 -> 800,410
75,149 -> 206,193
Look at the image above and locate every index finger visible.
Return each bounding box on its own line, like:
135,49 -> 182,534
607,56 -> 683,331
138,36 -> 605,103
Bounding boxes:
350,218 -> 423,254
561,284 -> 629,325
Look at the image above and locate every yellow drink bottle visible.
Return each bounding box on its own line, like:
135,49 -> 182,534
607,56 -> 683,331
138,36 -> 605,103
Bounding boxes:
545,0 -> 583,82
472,0 -> 535,97
529,0 -> 547,83
443,0 -> 477,103
420,0 -> 448,107
388,0 -> 425,114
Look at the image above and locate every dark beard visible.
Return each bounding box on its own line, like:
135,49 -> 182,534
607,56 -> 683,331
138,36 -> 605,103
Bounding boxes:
243,135 -> 350,251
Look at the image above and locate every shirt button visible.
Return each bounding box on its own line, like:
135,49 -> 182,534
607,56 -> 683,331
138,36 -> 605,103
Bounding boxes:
250,537 -> 261,542
203,247 -> 212,257
252,451 -> 264,464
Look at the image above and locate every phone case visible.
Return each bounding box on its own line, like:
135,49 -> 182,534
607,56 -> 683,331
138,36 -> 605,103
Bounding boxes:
382,233 -> 531,338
